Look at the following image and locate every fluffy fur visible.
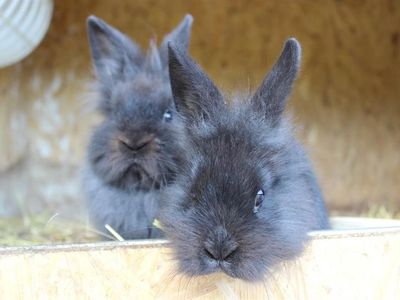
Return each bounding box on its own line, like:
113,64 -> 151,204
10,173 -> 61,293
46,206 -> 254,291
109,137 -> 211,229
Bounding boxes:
159,39 -> 330,281
82,15 -> 193,239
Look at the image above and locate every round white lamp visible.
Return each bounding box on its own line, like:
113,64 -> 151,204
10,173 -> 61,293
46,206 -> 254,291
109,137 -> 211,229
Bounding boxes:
0,0 -> 53,68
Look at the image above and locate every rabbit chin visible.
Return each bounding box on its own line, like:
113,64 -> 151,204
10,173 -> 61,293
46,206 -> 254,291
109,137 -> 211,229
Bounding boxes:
128,161 -> 161,191
178,255 -> 265,282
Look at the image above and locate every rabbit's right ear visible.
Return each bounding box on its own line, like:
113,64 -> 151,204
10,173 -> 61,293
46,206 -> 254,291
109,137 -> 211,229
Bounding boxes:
87,16 -> 143,85
168,45 -> 224,122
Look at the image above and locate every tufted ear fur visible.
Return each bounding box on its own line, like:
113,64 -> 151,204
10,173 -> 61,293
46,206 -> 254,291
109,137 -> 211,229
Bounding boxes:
168,45 -> 225,122
87,15 -> 143,86
251,38 -> 301,125
144,39 -> 163,73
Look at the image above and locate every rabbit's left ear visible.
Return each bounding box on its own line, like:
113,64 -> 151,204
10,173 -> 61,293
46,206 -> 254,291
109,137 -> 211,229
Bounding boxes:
251,38 -> 301,125
159,14 -> 193,68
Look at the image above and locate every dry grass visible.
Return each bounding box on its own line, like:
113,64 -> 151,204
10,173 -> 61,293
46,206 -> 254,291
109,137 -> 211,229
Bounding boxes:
331,205 -> 400,220
360,205 -> 400,219
0,213 -> 99,246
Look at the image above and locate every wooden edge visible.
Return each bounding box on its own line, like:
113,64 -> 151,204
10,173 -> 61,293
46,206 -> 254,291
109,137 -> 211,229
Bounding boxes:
1,217 -> 400,255
0,239 -> 168,255
309,227 -> 400,239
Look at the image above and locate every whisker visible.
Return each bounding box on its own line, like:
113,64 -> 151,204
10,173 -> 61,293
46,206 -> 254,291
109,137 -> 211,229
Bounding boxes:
159,269 -> 181,297
184,274 -> 194,299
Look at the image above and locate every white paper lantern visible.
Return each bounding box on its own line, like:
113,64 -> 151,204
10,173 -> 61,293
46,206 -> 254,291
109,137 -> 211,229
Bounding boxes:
0,0 -> 53,68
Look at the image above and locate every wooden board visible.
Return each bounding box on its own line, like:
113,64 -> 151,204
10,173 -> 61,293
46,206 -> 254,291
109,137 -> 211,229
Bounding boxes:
0,217 -> 399,299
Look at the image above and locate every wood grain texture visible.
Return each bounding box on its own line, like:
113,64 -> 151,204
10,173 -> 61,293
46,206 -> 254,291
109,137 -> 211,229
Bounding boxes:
0,218 -> 399,299
0,0 -> 399,215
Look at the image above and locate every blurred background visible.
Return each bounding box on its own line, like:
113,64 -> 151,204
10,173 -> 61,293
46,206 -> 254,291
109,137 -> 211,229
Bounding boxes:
0,0 -> 399,245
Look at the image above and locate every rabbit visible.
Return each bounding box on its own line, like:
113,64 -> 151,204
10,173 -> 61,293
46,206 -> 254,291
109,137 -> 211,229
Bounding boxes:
158,39 -> 330,281
82,14 -> 193,240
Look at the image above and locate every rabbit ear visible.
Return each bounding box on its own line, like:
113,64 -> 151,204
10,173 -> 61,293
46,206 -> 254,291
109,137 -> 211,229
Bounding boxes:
168,44 -> 224,121
87,15 -> 143,85
159,14 -> 193,68
251,38 -> 301,125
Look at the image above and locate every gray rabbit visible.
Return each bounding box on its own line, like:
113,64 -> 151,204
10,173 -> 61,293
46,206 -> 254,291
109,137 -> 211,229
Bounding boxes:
82,15 -> 193,239
159,39 -> 330,281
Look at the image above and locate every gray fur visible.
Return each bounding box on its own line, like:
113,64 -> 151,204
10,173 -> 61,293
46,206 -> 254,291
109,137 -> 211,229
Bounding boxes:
159,40 -> 329,281
82,15 -> 193,240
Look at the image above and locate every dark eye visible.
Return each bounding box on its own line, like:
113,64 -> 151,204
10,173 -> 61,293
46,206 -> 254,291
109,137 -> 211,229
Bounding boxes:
163,110 -> 173,122
253,189 -> 264,213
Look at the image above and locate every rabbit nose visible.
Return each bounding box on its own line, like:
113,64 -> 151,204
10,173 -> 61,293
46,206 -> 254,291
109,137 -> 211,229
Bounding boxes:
204,229 -> 238,261
204,243 -> 238,261
132,134 -> 155,151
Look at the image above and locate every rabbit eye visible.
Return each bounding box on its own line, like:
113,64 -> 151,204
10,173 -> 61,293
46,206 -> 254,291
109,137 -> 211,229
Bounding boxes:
253,189 -> 264,214
163,110 -> 173,122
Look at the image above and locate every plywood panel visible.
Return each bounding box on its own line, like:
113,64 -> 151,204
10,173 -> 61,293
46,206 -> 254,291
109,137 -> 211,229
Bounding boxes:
0,218 -> 399,299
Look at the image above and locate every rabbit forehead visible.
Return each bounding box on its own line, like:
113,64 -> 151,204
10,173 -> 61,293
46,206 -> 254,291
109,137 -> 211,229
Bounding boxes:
113,74 -> 172,101
190,133 -> 270,200
191,163 -> 262,210
110,79 -> 173,118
